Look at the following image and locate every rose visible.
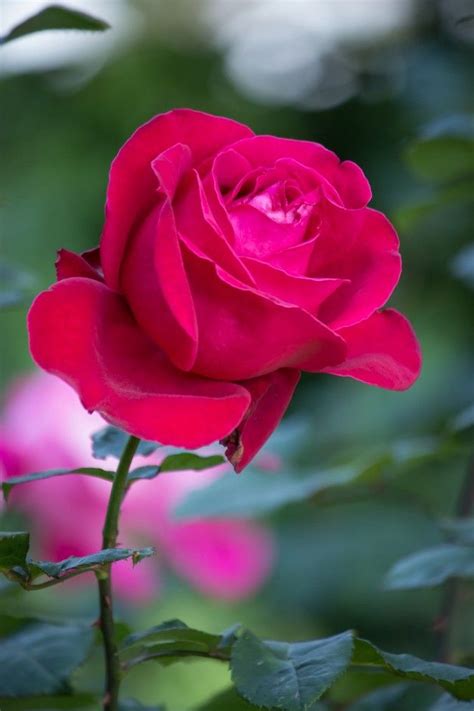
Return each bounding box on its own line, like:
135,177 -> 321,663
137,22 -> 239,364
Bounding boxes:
28,109 -> 421,471
0,371 -> 273,601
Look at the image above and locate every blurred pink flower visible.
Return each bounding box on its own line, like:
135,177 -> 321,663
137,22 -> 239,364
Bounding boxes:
0,371 -> 273,602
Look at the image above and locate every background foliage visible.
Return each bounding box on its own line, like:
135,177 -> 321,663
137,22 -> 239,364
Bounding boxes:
0,1 -> 473,709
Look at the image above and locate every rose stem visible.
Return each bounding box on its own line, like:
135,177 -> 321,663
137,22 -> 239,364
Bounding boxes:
436,452 -> 474,663
98,435 -> 140,711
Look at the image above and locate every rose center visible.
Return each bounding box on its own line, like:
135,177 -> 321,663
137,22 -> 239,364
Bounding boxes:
247,181 -> 314,225
227,177 -> 320,260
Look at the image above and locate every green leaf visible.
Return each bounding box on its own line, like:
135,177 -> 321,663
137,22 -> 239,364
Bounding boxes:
345,682 -> 422,710
452,404 -> 474,433
91,426 -> 159,460
120,619 -> 228,668
0,614 -> 38,637
197,689 -> 329,711
0,262 -> 34,309
1,532 -> 153,589
0,577 -> 16,596
230,629 -> 354,711
395,179 -> 474,232
127,466 -> 161,482
175,465 -> 374,520
441,519 -> 474,546
406,116 -> 474,183
451,244 -> 474,290
2,467 -> 114,501
1,4 -> 110,45
430,693 -> 474,710
176,436 -> 446,520
196,688 -> 272,710
407,137 -> 474,182
384,544 -> 474,590
0,621 -> 94,696
0,531 -> 29,572
127,453 -> 224,483
119,700 -> 165,711
219,623 -> 242,650
32,546 -> 155,579
353,639 -> 474,700
0,694 -> 97,709
159,452 -> 225,473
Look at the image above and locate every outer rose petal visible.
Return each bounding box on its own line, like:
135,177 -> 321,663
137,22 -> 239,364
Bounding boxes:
313,205 -> 401,330
151,142 -> 192,199
223,369 -> 301,472
230,135 -> 372,209
182,243 -> 346,380
321,309 -> 422,390
101,109 -> 254,288
27,278 -> 251,448
123,201 -> 198,370
242,257 -> 348,315
163,520 -> 273,600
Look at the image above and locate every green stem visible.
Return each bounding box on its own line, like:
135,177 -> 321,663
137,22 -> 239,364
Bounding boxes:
436,453 -> 474,663
98,435 -> 140,711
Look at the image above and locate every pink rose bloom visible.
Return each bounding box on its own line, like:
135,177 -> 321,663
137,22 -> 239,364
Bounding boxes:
27,110 -> 421,472
0,371 -> 273,602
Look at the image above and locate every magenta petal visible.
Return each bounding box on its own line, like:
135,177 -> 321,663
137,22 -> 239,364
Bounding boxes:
229,203 -> 308,258
266,237 -> 318,275
242,257 -> 348,315
224,369 -> 301,472
122,202 -> 198,371
55,248 -> 103,282
174,170 -> 255,285
27,278 -> 251,448
230,135 -> 372,209
101,109 -> 254,288
322,309 -> 422,390
151,142 -> 191,199
182,243 -> 346,380
337,160 -> 373,208
213,148 -> 253,193
164,519 -> 273,600
313,205 -> 401,329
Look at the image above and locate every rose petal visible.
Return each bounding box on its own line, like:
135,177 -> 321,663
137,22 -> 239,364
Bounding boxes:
242,257 -> 348,315
313,205 -> 401,329
213,148 -> 253,193
321,309 -> 422,390
163,519 -> 273,600
153,201 -> 198,354
101,109 -> 254,288
229,202 -> 309,258
182,243 -> 346,380
55,248 -> 103,282
201,169 -> 237,244
28,277 -> 251,448
266,236 -> 319,275
231,136 -> 372,209
174,170 -> 255,285
151,142 -> 192,199
111,557 -> 159,602
122,201 -> 198,371
223,368 -> 301,472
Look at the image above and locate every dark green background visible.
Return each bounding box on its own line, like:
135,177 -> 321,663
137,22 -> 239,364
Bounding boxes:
1,2 -> 473,708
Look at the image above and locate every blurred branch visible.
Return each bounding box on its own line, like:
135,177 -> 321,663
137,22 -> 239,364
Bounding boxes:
436,454 -> 474,662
